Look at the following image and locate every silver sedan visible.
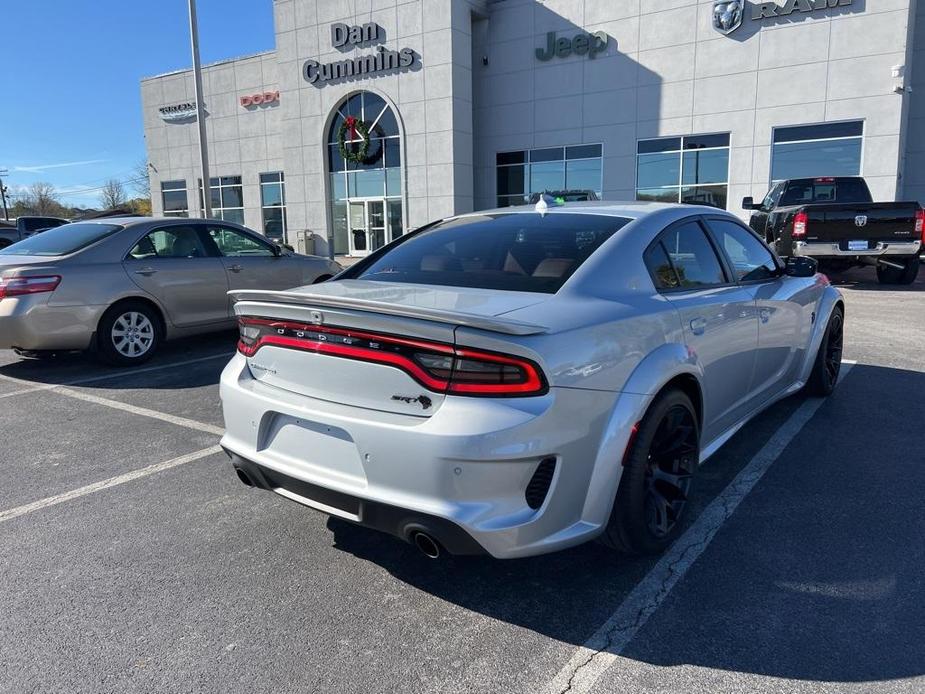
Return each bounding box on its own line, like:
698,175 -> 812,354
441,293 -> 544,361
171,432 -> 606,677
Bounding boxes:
0,217 -> 341,364
219,201 -> 844,558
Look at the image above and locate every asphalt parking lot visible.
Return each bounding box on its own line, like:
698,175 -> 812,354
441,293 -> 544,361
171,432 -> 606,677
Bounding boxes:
1,267 -> 923,694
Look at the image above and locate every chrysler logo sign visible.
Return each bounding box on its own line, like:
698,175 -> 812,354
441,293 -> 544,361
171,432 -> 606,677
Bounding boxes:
714,0 -> 853,34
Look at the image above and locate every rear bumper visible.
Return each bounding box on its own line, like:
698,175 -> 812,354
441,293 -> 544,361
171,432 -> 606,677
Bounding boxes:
225,448 -> 487,555
219,354 -> 641,558
793,240 -> 921,259
0,296 -> 101,351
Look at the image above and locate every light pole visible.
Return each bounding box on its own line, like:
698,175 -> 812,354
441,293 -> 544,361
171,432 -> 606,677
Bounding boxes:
0,169 -> 9,221
188,0 -> 212,218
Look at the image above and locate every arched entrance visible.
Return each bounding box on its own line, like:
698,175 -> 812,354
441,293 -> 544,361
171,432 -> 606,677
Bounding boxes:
327,91 -> 403,256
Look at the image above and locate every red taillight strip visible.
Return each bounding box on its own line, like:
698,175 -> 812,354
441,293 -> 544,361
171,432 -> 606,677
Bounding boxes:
0,275 -> 61,299
237,317 -> 547,397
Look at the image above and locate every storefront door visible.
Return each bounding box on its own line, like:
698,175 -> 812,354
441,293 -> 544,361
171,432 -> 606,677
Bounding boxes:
348,199 -> 386,256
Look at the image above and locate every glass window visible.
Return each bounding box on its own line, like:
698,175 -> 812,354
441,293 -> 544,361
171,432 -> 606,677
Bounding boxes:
779,177 -> 872,206
198,176 -> 244,223
260,171 -> 287,242
636,134 -> 730,209
207,226 -> 275,257
0,223 -> 122,257
771,121 -> 863,182
761,182 -> 785,210
327,91 -> 403,247
644,241 -> 680,290
161,180 -> 188,217
129,226 -> 210,260
497,144 -> 603,206
706,219 -> 778,282
348,212 -> 631,294
659,221 -> 727,288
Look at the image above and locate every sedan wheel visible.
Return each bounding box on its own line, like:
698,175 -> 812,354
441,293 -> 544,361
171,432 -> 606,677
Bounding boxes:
806,306 -> 844,397
111,311 -> 155,359
601,388 -> 699,555
97,302 -> 162,366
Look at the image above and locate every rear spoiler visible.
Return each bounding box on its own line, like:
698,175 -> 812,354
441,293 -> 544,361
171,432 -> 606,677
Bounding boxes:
229,289 -> 549,336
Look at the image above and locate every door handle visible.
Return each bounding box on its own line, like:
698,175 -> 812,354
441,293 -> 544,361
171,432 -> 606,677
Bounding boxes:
689,317 -> 707,335
228,264 -> 243,273
134,267 -> 157,276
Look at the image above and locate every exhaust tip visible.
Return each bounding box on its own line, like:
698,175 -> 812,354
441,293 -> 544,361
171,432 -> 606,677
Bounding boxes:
412,531 -> 441,559
234,467 -> 254,487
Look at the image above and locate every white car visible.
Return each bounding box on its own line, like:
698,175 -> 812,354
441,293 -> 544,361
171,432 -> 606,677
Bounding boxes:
219,201 -> 843,559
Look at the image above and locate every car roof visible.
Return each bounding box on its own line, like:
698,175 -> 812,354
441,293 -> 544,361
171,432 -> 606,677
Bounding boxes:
452,200 -> 728,221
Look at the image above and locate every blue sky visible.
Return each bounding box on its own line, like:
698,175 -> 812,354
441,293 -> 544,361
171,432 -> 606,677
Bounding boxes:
2,1 -> 276,208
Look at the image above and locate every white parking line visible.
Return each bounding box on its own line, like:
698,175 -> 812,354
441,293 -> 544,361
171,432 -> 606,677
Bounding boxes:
542,362 -> 855,694
53,386 -> 224,435
0,352 -> 233,400
0,445 -> 223,525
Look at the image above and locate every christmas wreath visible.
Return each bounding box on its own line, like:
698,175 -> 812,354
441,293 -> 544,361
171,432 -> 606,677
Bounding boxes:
338,116 -> 371,164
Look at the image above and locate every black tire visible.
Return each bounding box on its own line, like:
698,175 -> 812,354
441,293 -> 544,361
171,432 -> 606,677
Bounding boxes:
876,255 -> 919,285
601,389 -> 699,555
0,239 -> 11,250
96,301 -> 163,366
313,274 -> 333,283
805,305 -> 844,397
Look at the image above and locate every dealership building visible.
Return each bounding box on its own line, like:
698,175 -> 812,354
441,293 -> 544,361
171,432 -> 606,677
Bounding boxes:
141,0 -> 925,257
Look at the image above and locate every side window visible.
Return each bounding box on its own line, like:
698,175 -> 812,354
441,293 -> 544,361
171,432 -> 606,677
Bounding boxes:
208,226 -> 275,257
643,242 -> 680,290
127,226 -> 209,260
706,219 -> 778,282
659,221 -> 727,288
762,183 -> 783,211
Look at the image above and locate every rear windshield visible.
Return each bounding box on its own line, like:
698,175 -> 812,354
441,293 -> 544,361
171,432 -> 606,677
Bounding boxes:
350,212 -> 630,293
780,179 -> 872,206
0,223 -> 122,256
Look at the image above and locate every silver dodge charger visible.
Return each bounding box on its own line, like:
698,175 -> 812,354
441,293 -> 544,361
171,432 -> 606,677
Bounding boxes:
220,201 -> 844,559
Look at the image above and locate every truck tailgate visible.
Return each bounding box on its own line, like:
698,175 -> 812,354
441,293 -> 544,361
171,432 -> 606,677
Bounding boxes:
802,203 -> 920,247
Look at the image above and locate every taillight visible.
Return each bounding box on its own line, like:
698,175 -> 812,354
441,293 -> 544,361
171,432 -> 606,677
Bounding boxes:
237,317 -> 547,397
0,275 -> 61,300
915,209 -> 924,242
793,211 -> 808,238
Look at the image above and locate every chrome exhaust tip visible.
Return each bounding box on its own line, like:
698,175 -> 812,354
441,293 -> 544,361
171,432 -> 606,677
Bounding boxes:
412,531 -> 441,559
234,466 -> 254,487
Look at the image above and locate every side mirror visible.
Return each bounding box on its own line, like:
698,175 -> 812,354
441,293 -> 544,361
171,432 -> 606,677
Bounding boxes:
271,243 -> 283,257
742,196 -> 758,211
784,256 -> 817,278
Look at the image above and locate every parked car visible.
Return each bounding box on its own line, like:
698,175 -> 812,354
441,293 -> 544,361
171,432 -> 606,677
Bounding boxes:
0,216 -> 69,249
220,201 -> 844,559
0,217 -> 341,364
743,176 -> 923,284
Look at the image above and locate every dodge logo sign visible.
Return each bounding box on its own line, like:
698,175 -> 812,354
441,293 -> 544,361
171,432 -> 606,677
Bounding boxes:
712,0 -> 745,34
855,215 -> 868,227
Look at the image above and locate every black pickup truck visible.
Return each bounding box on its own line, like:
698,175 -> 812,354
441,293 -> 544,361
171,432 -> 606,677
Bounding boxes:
743,177 -> 923,284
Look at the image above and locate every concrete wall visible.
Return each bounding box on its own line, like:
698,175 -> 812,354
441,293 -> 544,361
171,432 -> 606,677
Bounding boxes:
474,0 -> 915,215
141,51 -> 283,232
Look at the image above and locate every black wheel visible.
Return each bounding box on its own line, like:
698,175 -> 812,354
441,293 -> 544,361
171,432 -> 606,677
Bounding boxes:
97,301 -> 162,366
601,389 -> 699,555
313,274 -> 333,283
876,255 -> 919,285
806,306 -> 844,397
0,239 -> 11,250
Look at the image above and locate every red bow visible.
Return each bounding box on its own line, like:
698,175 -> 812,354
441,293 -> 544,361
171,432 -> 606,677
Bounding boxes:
345,116 -> 358,141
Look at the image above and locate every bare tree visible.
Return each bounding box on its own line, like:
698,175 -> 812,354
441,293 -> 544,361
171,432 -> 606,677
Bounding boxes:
99,179 -> 127,210
132,159 -> 151,199
22,182 -> 65,216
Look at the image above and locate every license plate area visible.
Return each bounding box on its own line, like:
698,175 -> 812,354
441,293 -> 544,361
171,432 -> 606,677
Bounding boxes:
847,240 -> 869,251
259,413 -> 367,486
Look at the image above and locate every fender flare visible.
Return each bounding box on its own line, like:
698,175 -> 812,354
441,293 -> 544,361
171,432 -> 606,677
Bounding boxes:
579,343 -> 704,528
796,284 -> 844,385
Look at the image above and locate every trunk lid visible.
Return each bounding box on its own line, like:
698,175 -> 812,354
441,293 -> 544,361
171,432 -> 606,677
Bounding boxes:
799,202 -> 921,246
233,281 -> 549,417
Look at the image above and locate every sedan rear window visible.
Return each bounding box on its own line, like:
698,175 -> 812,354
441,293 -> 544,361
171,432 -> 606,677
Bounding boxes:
349,213 -> 630,293
0,223 -> 122,256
